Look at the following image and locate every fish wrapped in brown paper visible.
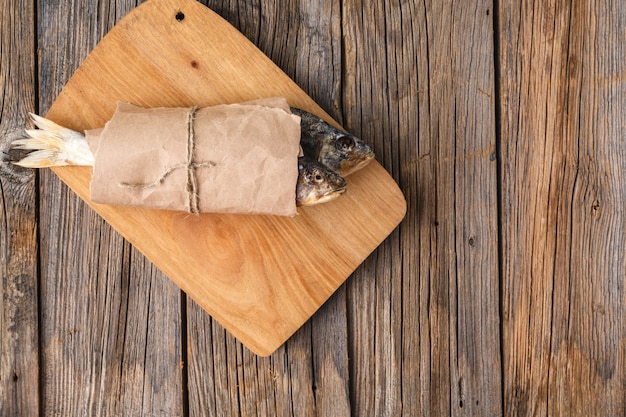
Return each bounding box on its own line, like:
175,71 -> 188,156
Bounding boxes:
85,98 -> 301,216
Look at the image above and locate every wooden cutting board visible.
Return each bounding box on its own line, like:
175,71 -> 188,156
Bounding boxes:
45,0 -> 406,356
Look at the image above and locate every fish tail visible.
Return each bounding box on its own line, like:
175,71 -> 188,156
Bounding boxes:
12,114 -> 94,168
11,149 -> 70,168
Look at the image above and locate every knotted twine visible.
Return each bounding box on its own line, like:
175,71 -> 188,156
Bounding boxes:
119,106 -> 215,213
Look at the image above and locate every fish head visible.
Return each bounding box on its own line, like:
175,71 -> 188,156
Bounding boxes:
331,133 -> 375,176
291,107 -> 375,177
296,157 -> 347,206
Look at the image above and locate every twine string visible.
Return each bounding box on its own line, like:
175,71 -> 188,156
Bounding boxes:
185,106 -> 200,213
119,106 -> 215,214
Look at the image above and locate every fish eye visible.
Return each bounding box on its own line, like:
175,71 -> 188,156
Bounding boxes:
336,135 -> 355,152
310,169 -> 324,183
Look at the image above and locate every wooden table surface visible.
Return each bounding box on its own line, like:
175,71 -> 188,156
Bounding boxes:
1,0 -> 624,416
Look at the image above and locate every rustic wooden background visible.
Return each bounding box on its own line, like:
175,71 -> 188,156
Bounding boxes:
1,0 -> 624,416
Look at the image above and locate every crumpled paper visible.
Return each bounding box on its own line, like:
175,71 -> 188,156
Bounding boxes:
85,97 -> 301,216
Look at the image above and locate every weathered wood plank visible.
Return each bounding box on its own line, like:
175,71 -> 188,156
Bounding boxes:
0,0 -> 39,416
37,1 -> 184,416
343,0 -> 502,415
310,286 -> 351,415
498,2 -> 568,413
549,3 -> 626,414
499,0 -> 626,415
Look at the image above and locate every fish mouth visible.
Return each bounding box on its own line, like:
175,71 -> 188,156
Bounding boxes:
316,187 -> 346,204
299,187 -> 346,206
342,153 -> 375,176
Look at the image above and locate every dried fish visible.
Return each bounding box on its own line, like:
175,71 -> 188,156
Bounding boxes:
291,107 -> 375,176
296,156 -> 346,206
12,113 -> 347,208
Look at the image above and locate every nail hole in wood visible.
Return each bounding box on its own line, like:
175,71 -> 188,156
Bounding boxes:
176,11 -> 185,21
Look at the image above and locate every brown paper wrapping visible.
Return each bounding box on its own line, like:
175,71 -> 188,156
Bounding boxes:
85,98 -> 301,216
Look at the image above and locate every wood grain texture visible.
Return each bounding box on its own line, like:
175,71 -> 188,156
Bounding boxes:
42,0 -> 405,356
36,1 -> 184,416
188,0 -> 351,415
3,0 -> 626,415
499,0 -> 626,415
0,0 -> 39,416
343,1 -> 502,415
